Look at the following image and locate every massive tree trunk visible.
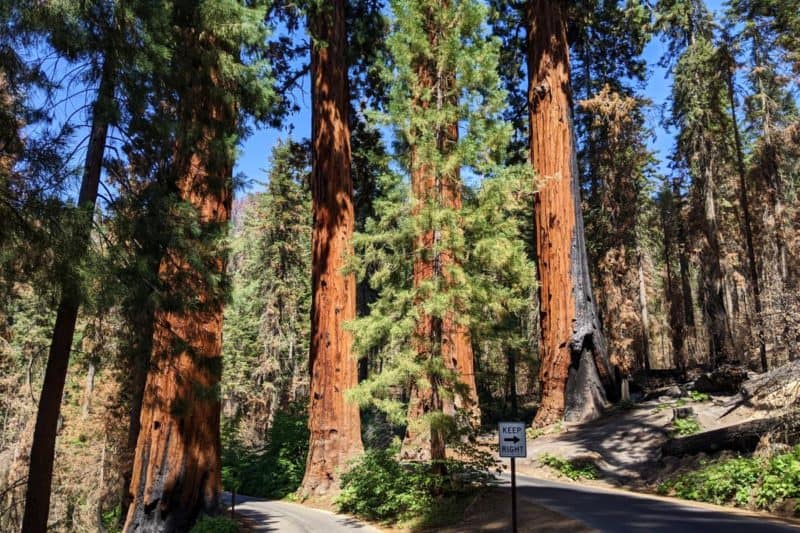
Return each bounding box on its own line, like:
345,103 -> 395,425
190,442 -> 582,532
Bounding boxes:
123,20 -> 234,531
526,0 -> 615,427
22,57 -> 114,533
401,2 -> 478,461
697,145 -> 735,367
300,0 -> 363,498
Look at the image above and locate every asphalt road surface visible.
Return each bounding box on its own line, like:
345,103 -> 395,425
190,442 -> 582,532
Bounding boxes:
224,476 -> 800,532
222,493 -> 379,533
509,473 -> 800,532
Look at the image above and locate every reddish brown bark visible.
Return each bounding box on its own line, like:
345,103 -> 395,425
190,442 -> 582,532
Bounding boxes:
123,160 -> 230,532
300,0 -> 363,498
526,0 -> 614,427
400,4 -> 478,460
22,56 -> 114,533
123,33 -> 233,531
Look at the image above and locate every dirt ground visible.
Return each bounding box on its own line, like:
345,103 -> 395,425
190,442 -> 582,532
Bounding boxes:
493,388 -> 788,490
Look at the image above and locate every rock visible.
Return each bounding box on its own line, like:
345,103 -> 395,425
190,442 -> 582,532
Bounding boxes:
672,407 -> 694,421
693,365 -> 748,394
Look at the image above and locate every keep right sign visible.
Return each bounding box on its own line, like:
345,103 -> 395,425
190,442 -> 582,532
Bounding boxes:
498,421 -> 527,458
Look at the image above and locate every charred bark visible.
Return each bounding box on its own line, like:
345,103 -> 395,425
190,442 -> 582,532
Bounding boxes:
22,56 -> 114,533
118,303 -> 155,525
526,0 -> 615,427
301,0 -> 364,498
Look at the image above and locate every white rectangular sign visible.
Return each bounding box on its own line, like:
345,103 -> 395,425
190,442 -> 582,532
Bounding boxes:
498,421 -> 527,458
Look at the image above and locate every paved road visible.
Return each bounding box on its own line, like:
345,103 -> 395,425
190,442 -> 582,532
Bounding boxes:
222,493 -> 379,533
509,473 -> 800,532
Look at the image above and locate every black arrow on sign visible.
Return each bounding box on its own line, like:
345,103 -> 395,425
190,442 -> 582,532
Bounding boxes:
503,436 -> 520,443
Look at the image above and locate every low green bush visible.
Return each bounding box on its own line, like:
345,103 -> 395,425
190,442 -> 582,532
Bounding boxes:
658,445 -> 800,513
539,453 -> 598,480
336,442 -> 494,525
190,515 -> 238,533
688,390 -> 711,402
671,417 -> 701,436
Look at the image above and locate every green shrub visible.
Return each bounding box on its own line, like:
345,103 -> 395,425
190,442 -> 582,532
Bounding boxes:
100,505 -> 122,533
539,454 -> 598,480
659,446 -> 800,512
336,443 -> 493,524
190,515 -> 238,533
222,404 -> 309,499
671,417 -> 701,436
689,390 -> 711,402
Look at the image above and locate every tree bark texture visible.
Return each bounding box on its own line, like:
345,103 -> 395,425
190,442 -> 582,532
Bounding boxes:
725,64 -> 767,371
696,144 -> 735,367
22,56 -> 114,533
526,0 -> 615,427
119,303 -> 155,526
401,2 -> 479,461
301,0 -> 364,498
123,27 -> 234,531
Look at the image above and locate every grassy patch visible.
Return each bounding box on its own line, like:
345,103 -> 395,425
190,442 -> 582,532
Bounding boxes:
539,454 -> 598,481
658,445 -> 800,513
688,390 -> 711,402
671,417 -> 701,437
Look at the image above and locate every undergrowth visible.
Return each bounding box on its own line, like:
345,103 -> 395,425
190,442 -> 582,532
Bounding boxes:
658,445 -> 800,514
221,404 -> 309,499
335,440 -> 496,526
671,417 -> 701,436
539,453 -> 598,480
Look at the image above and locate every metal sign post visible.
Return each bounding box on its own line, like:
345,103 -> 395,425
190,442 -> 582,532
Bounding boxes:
498,421 -> 526,533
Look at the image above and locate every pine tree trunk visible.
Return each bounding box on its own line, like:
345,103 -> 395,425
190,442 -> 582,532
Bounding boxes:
637,246 -> 651,373
661,191 -> 688,374
301,0 -> 363,498
81,361 -> 96,420
526,0 -> 615,427
123,27 -> 234,530
22,56 -> 113,533
725,64 -> 767,371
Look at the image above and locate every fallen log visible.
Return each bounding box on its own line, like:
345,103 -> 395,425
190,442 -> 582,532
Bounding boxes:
662,412 -> 800,456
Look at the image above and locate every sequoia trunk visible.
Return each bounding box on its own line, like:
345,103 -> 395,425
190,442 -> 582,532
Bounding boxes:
123,14 -> 234,528
22,56 -> 114,533
526,0 -> 614,427
401,2 -> 478,461
300,0 -> 363,498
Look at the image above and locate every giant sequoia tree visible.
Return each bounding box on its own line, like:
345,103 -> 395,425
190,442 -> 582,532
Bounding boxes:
301,0 -> 364,498
123,0 -> 276,529
348,0 -> 526,464
526,0 -> 615,426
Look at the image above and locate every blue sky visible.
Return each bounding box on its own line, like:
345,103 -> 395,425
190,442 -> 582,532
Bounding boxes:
233,0 -> 727,194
